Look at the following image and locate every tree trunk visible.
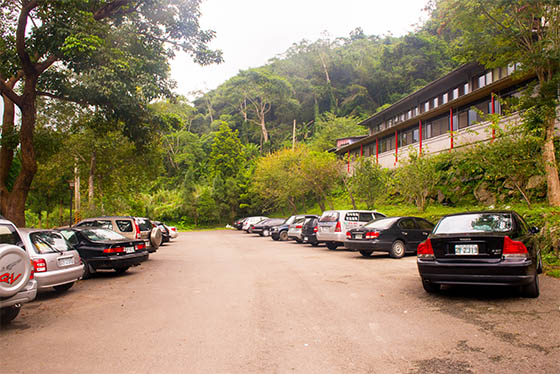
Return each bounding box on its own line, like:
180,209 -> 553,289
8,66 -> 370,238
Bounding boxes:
543,118 -> 560,206
260,117 -> 269,144
88,151 -> 96,210
318,199 -> 325,212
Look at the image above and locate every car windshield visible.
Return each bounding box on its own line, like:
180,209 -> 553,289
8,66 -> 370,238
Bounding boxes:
319,212 -> 339,222
80,228 -> 127,241
30,232 -> 72,254
434,213 -> 513,234
363,217 -> 399,230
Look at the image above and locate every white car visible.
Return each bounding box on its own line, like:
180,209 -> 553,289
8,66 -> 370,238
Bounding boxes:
0,219 -> 38,324
316,210 -> 386,250
242,216 -> 268,233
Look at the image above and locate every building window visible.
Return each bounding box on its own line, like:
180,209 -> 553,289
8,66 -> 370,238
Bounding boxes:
464,83 -> 470,95
424,101 -> 429,112
433,97 -> 439,108
413,107 -> 418,116
468,108 -> 479,125
452,88 -> 459,100
485,71 -> 492,85
442,93 -> 448,104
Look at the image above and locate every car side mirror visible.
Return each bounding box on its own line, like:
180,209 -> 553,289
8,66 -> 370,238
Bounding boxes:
530,227 -> 540,234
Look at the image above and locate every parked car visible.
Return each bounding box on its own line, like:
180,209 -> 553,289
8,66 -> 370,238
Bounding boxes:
59,227 -> 149,278
75,216 -> 161,253
233,217 -> 248,230
167,225 -> 178,239
252,218 -> 286,237
0,218 -> 37,324
317,210 -> 386,250
19,228 -> 84,292
301,216 -> 320,246
417,211 -> 542,298
288,215 -> 318,243
153,221 -> 170,243
242,216 -> 268,233
270,215 -> 300,241
345,216 -> 434,258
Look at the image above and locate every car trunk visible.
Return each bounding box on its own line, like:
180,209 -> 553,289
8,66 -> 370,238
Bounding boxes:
431,234 -> 506,262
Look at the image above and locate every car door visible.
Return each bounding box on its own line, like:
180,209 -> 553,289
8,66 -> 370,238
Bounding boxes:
396,218 -> 419,251
412,218 -> 435,250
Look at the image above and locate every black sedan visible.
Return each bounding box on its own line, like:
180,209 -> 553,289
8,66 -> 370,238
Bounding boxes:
417,211 -> 541,298
345,217 -> 434,258
233,217 -> 248,230
252,218 -> 286,237
59,228 -> 149,278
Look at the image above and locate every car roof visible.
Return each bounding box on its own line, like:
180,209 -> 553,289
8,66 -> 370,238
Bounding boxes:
321,210 -> 380,214
441,210 -> 516,218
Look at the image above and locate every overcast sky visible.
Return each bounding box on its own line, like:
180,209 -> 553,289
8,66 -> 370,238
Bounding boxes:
170,0 -> 430,100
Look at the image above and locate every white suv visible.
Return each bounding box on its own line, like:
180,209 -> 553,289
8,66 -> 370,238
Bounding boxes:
316,210 -> 386,250
0,218 -> 38,324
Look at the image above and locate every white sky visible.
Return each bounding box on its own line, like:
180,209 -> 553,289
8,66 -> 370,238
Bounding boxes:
170,0 -> 430,100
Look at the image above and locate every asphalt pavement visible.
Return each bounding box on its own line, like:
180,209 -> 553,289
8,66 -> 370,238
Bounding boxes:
1,230 -> 559,373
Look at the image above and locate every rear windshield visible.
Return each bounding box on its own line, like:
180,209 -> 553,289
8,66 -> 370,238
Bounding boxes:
345,212 -> 374,222
81,228 -> 127,241
293,217 -> 306,224
30,232 -> 72,254
364,217 -> 399,230
434,213 -> 513,234
116,220 -> 133,232
0,223 -> 23,246
319,212 -> 339,222
136,218 -> 152,231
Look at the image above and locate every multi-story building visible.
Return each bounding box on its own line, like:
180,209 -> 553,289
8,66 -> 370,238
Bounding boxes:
335,62 -> 539,169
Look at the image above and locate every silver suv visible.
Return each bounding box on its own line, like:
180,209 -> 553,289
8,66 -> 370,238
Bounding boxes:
0,218 -> 38,324
316,210 -> 386,250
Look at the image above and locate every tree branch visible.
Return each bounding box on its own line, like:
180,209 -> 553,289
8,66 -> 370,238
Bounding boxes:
0,80 -> 23,107
16,0 -> 38,76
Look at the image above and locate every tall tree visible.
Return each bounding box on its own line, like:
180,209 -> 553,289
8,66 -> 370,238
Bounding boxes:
0,0 -> 222,226
432,0 -> 560,205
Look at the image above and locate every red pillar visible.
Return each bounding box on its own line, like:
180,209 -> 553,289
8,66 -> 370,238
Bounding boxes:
419,119 -> 423,156
450,108 -> 454,151
376,138 -> 379,164
347,151 -> 350,172
360,144 -> 363,157
491,94 -> 495,142
395,130 -> 398,165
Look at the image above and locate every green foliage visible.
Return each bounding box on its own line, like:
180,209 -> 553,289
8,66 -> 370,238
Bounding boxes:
348,158 -> 388,209
309,112 -> 367,151
208,122 -> 245,179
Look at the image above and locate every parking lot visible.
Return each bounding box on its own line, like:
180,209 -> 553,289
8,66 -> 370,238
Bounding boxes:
1,230 -> 559,373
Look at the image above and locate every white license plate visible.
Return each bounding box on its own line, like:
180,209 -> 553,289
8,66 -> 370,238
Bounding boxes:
125,246 -> 135,253
58,257 -> 74,266
455,244 -> 479,255
354,234 -> 362,239
303,236 -> 308,241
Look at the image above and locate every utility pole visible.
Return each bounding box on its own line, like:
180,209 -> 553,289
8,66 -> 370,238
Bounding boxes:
292,119 -> 296,150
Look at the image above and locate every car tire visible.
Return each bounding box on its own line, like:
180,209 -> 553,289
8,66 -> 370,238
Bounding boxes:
520,275 -> 539,298
150,228 -> 162,250
272,236 -> 279,241
0,305 -> 21,325
421,278 -> 441,293
295,238 -> 303,244
390,240 -> 406,259
359,250 -> 373,257
311,241 -> 319,247
53,282 -> 74,292
248,227 -> 254,234
326,242 -> 338,250
258,232 -> 264,237
279,231 -> 288,241
82,260 -> 93,279
0,244 -> 32,298
114,266 -> 130,275
263,230 -> 269,237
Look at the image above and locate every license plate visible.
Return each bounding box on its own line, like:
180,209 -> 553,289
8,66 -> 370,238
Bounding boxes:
58,257 -> 74,266
125,246 -> 135,253
455,244 -> 479,255
303,236 -> 308,241
354,234 -> 362,239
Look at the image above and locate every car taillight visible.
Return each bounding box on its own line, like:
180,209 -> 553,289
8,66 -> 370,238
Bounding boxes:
135,243 -> 146,251
30,260 -> 35,279
313,226 -> 318,233
296,225 -> 302,229
346,231 -> 352,239
366,231 -> 380,239
33,258 -> 47,273
417,239 -> 434,259
134,220 -> 141,239
335,221 -> 342,232
171,227 -> 177,232
503,236 -> 528,257
104,246 -> 125,254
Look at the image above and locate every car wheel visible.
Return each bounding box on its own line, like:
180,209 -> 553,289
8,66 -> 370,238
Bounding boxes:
272,236 -> 279,241
279,231 -> 288,241
390,240 -> 406,258
421,278 -> 441,293
311,241 -> 319,247
82,260 -> 93,279
520,275 -> 539,298
114,266 -> 130,275
248,227 -> 254,234
326,242 -> 338,250
359,250 -> 373,257
295,238 -> 303,243
53,282 -> 74,292
263,230 -> 269,237
0,305 -> 21,325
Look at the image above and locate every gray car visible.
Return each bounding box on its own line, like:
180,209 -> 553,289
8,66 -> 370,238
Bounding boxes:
19,228 -> 84,292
